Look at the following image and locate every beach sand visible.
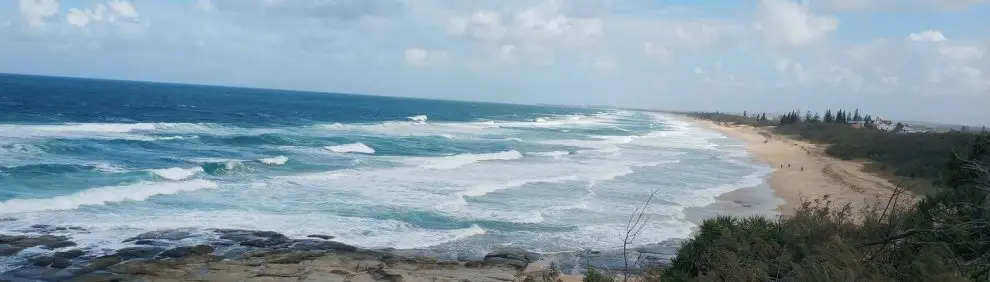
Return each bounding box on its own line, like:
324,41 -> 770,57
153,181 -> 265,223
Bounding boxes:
687,118 -> 903,216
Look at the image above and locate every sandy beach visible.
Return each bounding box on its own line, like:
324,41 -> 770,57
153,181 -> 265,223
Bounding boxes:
687,118 -> 904,216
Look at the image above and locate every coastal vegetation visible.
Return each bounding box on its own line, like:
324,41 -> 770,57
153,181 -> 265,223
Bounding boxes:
625,112 -> 990,281
689,110 -> 986,195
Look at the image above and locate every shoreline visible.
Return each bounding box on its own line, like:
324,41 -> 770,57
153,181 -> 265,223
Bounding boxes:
684,117 -> 902,216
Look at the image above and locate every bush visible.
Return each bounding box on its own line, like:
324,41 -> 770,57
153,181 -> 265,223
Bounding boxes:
654,134 -> 990,281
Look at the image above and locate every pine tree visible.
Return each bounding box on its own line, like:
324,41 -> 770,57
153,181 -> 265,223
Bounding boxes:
813,113 -> 821,122
824,110 -> 834,123
743,111 -> 748,117
853,109 -> 861,122
805,111 -> 813,123
836,110 -> 846,123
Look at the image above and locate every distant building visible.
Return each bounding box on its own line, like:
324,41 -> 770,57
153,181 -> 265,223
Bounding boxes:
847,120 -> 866,129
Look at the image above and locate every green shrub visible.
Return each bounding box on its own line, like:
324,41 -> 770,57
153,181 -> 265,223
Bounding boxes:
654,133 -> 990,281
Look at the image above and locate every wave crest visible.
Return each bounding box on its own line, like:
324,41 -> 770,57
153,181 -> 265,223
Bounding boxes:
411,151 -> 523,170
0,179 -> 218,214
407,115 -> 428,122
325,143 -> 376,154
147,167 -> 204,181
258,156 -> 289,165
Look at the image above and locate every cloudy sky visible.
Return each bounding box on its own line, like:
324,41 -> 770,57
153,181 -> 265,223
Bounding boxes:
1,0 -> 988,124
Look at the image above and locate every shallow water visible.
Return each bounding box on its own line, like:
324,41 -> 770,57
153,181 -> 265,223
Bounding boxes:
0,73 -> 772,264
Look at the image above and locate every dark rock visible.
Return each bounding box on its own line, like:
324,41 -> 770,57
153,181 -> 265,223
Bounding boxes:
484,248 -> 540,263
133,239 -> 157,245
114,246 -> 164,259
31,224 -> 51,229
4,266 -> 63,281
68,226 -> 86,231
73,255 -> 122,274
0,244 -> 25,256
107,260 -> 168,275
0,234 -> 28,243
55,227 -> 68,231
43,240 -> 77,249
10,235 -> 69,248
30,256 -> 57,267
465,260 -> 484,268
269,251 -> 325,264
218,229 -> 289,247
288,239 -> 358,252
373,269 -> 409,282
51,258 -> 72,269
124,230 -> 193,242
54,249 -> 86,259
251,230 -> 284,238
160,245 -> 214,258
484,257 -> 529,269
241,237 -> 288,247
67,272 -> 129,282
307,234 -> 335,240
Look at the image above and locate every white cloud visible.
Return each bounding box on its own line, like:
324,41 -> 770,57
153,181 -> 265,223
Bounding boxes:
939,46 -> 982,60
107,0 -> 140,19
643,42 -> 671,60
756,0 -> 840,46
908,30 -> 948,42
18,0 -> 59,28
448,11 -> 507,41
57,0 -> 147,37
594,57 -> 616,72
512,2 -> 603,47
261,0 -> 287,8
404,48 -> 450,67
810,0 -> 986,12
195,0 -> 218,13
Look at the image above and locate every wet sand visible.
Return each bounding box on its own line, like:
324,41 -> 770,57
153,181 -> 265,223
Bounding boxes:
686,118 -> 903,216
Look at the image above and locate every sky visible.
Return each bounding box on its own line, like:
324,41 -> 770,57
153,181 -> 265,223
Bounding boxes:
0,0 -> 988,125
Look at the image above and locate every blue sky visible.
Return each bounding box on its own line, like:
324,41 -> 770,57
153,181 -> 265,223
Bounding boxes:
1,0 -> 988,124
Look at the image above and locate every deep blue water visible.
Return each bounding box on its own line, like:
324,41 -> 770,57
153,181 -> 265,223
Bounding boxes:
0,73 -> 772,265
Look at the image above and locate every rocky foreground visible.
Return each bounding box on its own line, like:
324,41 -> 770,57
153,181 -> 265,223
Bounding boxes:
0,226 -> 552,282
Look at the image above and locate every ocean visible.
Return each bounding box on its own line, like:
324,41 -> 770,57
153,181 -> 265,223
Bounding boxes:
0,73 -> 772,266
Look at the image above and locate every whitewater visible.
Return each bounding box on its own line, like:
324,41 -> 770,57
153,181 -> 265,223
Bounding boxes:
0,74 -> 775,265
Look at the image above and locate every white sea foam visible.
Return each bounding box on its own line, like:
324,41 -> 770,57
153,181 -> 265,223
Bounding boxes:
410,150 -> 523,170
258,156 -> 289,165
148,167 -> 204,181
0,123 -> 218,141
407,115 -> 428,122
320,121 -> 498,137
527,151 -> 571,158
325,143 -> 376,154
0,179 -> 218,214
90,162 -> 129,174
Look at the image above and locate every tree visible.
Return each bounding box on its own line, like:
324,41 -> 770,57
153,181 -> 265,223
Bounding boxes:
853,109 -> 862,122
893,122 -> 905,133
824,110 -> 834,123
743,111 -> 748,117
837,110 -> 847,123
805,111 -> 813,123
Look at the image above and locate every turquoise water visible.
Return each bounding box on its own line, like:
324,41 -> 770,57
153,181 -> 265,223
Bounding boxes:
0,73 -> 770,259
